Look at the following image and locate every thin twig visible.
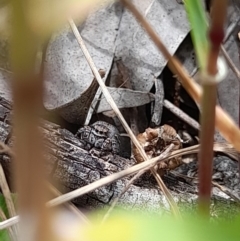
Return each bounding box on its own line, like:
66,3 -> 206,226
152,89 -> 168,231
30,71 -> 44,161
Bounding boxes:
163,99 -> 200,130
68,18 -> 179,217
212,181 -> 240,203
221,45 -> 240,80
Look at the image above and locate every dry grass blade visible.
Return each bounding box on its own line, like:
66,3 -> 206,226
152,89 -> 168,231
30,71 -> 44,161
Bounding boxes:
101,169 -> 145,224
170,172 -> 240,203
151,169 -> 180,217
68,18 -> 180,217
212,142 -> 238,161
102,143 -> 176,223
0,141 -> 15,157
120,0 -> 240,152
0,164 -> 18,238
47,182 -> 90,225
0,207 -> 15,241
46,145 -> 200,207
221,45 -> 240,80
46,142 -> 238,208
0,216 -> 19,231
212,181 -> 240,203
0,142 -> 237,230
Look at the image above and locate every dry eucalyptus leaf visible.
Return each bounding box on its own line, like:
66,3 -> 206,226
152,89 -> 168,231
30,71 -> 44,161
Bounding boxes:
95,88 -> 155,113
57,71 -> 105,124
133,125 -> 182,175
114,0 -> 190,92
43,3 -> 122,124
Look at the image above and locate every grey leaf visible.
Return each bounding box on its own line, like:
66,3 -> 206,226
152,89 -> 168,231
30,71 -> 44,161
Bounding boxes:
43,3 -> 122,112
95,87 -> 155,113
114,0 -> 190,92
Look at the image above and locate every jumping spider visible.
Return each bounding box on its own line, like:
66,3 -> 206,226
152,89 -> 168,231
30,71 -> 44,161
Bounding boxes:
76,121 -> 121,159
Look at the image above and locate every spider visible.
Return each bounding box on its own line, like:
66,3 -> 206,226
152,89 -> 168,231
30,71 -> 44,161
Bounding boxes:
76,121 -> 121,157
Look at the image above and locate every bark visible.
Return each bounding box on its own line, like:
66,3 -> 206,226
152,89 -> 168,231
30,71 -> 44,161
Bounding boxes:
0,97 -> 238,216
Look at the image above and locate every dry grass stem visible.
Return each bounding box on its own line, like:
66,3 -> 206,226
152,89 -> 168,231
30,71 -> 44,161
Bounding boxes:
170,173 -> 240,203
120,0 -> 240,152
0,216 -> 19,231
46,148 -> 185,207
0,207 -> 16,241
221,46 -> 240,80
0,165 -> 17,217
47,182 -> 90,225
46,144 -> 208,208
164,100 -> 200,130
101,169 -> 146,224
212,181 -> 240,203
0,141 -> 15,157
0,142 -> 237,230
68,18 -> 179,216
102,143 -> 176,223
46,142 -> 237,208
0,164 -> 18,238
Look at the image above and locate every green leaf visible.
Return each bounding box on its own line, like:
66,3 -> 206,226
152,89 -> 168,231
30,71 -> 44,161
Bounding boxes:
184,0 -> 209,70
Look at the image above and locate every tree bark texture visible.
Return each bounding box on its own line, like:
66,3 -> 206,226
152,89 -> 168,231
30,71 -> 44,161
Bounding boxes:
0,97 -> 238,216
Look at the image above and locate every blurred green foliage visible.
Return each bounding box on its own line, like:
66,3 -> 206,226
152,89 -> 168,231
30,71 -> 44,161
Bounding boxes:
184,0 -> 209,70
0,194 -> 13,241
82,210 -> 240,241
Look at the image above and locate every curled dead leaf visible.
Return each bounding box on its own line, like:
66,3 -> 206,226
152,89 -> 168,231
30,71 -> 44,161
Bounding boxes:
133,124 -> 183,175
